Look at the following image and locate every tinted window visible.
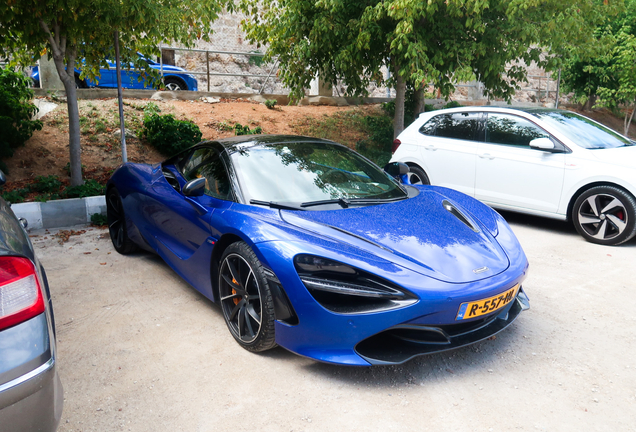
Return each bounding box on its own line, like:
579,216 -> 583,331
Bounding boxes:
419,117 -> 438,135
230,142 -> 407,203
486,114 -> 549,147
532,111 -> 632,149
181,148 -> 232,200
430,112 -> 483,141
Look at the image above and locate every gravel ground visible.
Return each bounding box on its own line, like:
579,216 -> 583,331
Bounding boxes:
31,213 -> 636,432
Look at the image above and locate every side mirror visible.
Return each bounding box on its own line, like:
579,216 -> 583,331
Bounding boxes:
529,137 -> 557,152
384,162 -> 410,178
182,178 -> 206,197
0,170 -> 5,187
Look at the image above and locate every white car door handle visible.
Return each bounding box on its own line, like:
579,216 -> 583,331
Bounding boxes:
425,145 -> 437,151
479,153 -> 495,160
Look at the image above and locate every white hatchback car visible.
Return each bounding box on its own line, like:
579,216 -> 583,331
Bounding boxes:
390,107 -> 636,245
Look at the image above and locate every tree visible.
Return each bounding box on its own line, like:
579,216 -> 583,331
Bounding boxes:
0,0 -> 225,185
241,0 -> 617,138
573,0 -> 636,135
0,67 -> 42,162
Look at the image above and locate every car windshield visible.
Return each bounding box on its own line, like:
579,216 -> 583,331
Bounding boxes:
533,111 -> 632,149
230,141 -> 407,204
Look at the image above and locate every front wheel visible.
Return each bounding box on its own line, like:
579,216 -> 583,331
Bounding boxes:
218,242 -> 276,352
572,186 -> 636,245
106,188 -> 139,254
164,78 -> 185,91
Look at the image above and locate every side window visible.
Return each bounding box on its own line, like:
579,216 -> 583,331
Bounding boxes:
486,113 -> 549,147
181,148 -> 232,200
431,112 -> 484,141
419,117 -> 438,136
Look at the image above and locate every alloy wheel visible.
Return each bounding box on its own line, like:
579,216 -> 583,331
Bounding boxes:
107,192 -> 125,250
576,193 -> 628,241
219,253 -> 263,343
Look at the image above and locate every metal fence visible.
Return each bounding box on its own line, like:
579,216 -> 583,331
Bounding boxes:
158,45 -> 282,94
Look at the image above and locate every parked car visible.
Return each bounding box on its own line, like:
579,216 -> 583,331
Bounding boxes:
0,171 -> 63,431
390,107 -> 636,246
106,135 -> 530,366
31,53 -> 198,91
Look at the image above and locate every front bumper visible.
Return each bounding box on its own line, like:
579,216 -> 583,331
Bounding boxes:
356,288 -> 530,364
256,241 -> 530,366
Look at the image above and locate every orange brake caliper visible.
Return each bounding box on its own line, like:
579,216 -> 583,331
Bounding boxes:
232,278 -> 240,305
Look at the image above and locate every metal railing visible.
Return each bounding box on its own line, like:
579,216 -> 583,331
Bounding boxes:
158,45 -> 280,94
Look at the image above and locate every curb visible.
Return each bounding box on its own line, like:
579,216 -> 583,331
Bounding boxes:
11,195 -> 106,230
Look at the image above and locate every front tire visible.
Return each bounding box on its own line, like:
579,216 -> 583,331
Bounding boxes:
164,77 -> 185,91
218,242 -> 276,352
106,188 -> 139,254
572,185 -> 636,245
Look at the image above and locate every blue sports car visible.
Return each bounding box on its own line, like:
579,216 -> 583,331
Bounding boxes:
106,135 -> 529,366
32,53 -> 198,91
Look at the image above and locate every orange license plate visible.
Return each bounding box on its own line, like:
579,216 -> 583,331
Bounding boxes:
456,284 -> 519,320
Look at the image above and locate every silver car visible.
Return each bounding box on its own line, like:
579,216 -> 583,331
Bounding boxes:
0,171 -> 63,431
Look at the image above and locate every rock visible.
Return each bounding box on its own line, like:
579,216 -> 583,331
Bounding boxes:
200,96 -> 221,104
151,91 -> 178,100
33,99 -> 59,120
112,129 -> 137,139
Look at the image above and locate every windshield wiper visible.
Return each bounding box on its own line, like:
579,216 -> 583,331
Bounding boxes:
301,196 -> 408,208
250,199 -> 305,211
301,198 -> 351,208
347,196 -> 408,204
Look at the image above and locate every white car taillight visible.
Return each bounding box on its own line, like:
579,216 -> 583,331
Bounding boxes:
0,256 -> 45,331
391,138 -> 401,153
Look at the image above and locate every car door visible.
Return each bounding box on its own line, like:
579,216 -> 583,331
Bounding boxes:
143,147 -> 233,262
416,111 -> 484,196
474,112 -> 566,213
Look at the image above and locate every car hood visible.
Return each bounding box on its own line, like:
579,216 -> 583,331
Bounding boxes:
150,64 -> 188,73
586,145 -> 636,167
280,190 -> 510,284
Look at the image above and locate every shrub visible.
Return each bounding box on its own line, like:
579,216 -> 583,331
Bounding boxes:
0,68 -> 43,159
90,213 -> 108,226
234,123 -> 262,136
142,113 -> 202,156
264,99 -> 277,109
143,102 -> 161,116
64,179 -> 104,198
355,115 -> 394,166
1,188 -> 29,204
443,100 -> 462,109
31,175 -> 62,193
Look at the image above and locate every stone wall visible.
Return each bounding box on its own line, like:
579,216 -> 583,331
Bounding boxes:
156,12 -> 569,105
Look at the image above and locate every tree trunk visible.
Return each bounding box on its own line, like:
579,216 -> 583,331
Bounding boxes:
625,99 -> 636,137
63,80 -> 83,186
393,71 -> 406,139
414,86 -> 425,117
583,94 -> 597,111
52,58 -> 83,186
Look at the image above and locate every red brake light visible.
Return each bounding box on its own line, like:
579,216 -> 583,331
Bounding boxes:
0,257 -> 45,331
391,139 -> 401,153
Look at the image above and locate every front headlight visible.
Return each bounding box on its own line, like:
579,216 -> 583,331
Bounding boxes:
294,255 -> 417,314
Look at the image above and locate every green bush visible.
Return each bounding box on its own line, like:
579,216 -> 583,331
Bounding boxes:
234,123 -> 263,136
264,99 -> 277,109
443,100 -> 462,109
355,115 -> 394,166
64,179 -> 104,198
142,113 -> 202,156
34,193 -> 60,202
1,188 -> 29,204
90,213 -> 108,226
31,175 -> 62,193
0,68 -> 43,159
